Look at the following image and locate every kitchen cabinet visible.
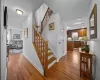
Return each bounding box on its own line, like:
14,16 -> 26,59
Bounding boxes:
67,41 -> 87,51
67,28 -> 87,37
67,41 -> 73,51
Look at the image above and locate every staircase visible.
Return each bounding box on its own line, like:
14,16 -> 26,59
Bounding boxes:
33,7 -> 56,77
33,25 -> 56,77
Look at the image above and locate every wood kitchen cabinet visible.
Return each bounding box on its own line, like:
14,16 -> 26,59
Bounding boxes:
78,29 -> 83,37
67,41 -> 87,51
67,28 -> 87,37
67,30 -> 72,37
67,41 -> 73,51
74,41 -> 81,48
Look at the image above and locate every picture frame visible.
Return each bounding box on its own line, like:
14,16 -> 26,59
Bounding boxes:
24,28 -> 28,38
89,4 -> 97,39
13,34 -> 20,39
49,22 -> 55,31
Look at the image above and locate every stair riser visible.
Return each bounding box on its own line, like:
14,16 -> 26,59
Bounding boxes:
48,60 -> 56,69
48,54 -> 54,60
48,50 -> 52,53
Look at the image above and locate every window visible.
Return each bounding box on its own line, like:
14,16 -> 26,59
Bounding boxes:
72,32 -> 78,38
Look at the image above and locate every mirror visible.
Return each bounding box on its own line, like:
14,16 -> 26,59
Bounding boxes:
89,4 -> 97,39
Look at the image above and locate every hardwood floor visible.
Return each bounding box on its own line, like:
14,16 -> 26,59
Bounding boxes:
7,50 -> 88,80
7,54 -> 45,80
46,50 -> 88,80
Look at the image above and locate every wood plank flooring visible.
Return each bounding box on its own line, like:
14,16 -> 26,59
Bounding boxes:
7,54 -> 45,80
46,50 -> 88,80
7,50 -> 88,80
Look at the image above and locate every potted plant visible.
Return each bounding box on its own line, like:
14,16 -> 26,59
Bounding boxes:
81,45 -> 90,53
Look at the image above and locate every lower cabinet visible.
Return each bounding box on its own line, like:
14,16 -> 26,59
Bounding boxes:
67,41 -> 87,51
67,41 -> 74,51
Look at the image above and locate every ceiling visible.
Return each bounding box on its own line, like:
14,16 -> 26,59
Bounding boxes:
66,17 -> 88,30
7,0 -> 92,29
44,0 -> 92,22
7,0 -> 44,29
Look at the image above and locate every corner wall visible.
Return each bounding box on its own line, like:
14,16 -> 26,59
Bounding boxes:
23,13 -> 43,74
88,0 -> 100,80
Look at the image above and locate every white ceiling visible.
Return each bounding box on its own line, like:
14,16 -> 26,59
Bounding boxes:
7,0 -> 44,29
7,0 -> 92,29
66,17 -> 88,30
44,0 -> 92,21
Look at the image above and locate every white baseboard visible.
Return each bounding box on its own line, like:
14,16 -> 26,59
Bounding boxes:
23,54 -> 44,75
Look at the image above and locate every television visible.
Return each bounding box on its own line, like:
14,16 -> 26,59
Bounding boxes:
4,6 -> 8,29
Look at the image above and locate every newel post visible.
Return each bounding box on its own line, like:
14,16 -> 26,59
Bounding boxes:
44,41 -> 48,77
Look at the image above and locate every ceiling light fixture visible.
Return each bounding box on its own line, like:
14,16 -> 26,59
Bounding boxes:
16,9 -> 23,15
76,19 -> 81,20
74,22 -> 84,25
66,27 -> 70,30
82,27 -> 85,28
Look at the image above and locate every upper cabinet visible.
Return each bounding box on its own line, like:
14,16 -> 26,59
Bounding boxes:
67,28 -> 87,37
67,30 -> 72,37
78,29 -> 83,37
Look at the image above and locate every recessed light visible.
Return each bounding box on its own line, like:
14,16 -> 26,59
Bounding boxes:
76,19 -> 81,20
66,27 -> 70,30
82,27 -> 85,28
74,22 -> 84,25
16,9 -> 23,15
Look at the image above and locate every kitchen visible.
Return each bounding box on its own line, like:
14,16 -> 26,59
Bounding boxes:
67,28 -> 88,51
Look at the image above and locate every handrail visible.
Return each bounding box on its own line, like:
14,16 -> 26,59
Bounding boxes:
41,8 -> 53,33
33,24 -> 46,42
32,24 -> 48,76
41,8 -> 49,23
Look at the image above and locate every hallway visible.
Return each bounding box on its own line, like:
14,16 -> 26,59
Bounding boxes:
7,50 -> 88,80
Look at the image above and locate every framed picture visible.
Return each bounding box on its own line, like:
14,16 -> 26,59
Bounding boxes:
13,34 -> 20,39
89,4 -> 97,39
24,28 -> 28,38
49,22 -> 55,31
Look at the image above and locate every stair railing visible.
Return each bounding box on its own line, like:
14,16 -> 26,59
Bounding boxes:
41,8 -> 53,33
33,24 -> 48,76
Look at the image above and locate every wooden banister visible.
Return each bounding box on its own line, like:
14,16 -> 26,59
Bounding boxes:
41,8 -> 53,33
33,24 -> 48,77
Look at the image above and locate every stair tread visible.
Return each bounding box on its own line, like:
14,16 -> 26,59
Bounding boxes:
48,57 -> 56,64
48,52 -> 53,56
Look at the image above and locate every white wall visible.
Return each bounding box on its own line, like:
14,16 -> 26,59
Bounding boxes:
1,0 -> 7,80
42,13 -> 65,61
35,3 -> 48,32
62,21 -> 67,56
23,13 -> 43,75
88,0 -> 100,80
